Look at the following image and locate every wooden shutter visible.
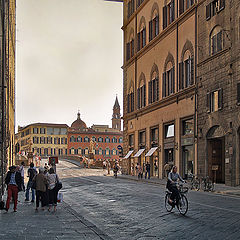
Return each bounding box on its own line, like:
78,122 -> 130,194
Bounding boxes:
131,92 -> 134,112
163,6 -> 167,29
179,0 -> 184,15
137,32 -> 140,51
143,85 -> 146,106
128,1 -> 130,18
156,77 -> 159,101
149,20 -> 153,41
217,31 -> 222,52
190,57 -> 194,85
153,18 -> 156,38
219,0 -> 225,10
171,0 -> 175,22
156,16 -> 159,35
237,83 -> 240,104
179,62 -> 184,90
148,81 -> 152,104
207,92 -> 211,113
162,72 -> 166,98
137,88 -> 140,109
206,3 -> 211,20
127,94 -> 130,113
126,43 -> 130,60
131,40 -> 134,57
218,88 -> 223,110
172,67 -> 175,93
143,28 -> 146,47
212,35 -> 216,55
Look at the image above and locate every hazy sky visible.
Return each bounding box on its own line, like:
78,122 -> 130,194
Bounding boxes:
16,0 -> 123,130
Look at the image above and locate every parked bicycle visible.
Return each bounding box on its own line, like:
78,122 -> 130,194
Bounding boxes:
165,183 -> 189,215
201,176 -> 214,192
188,174 -> 200,191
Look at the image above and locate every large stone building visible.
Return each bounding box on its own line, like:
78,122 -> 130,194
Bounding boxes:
0,0 -> 16,199
197,0 -> 240,186
16,123 -> 68,157
68,97 -> 123,163
122,0 -> 197,178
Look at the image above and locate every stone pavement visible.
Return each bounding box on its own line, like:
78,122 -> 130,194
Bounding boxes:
0,190 -> 110,240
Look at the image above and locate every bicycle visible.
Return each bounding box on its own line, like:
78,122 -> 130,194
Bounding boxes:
165,183 -> 189,215
188,174 -> 200,191
201,176 -> 214,192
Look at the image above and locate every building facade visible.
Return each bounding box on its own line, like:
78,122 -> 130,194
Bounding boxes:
197,0 -> 240,186
0,0 -> 16,199
68,98 -> 123,163
122,0 -> 197,178
16,123 -> 68,157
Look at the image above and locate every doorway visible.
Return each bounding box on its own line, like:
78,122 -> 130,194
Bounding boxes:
207,138 -> 225,183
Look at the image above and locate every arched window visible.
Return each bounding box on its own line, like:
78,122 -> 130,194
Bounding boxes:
149,3 -> 159,41
70,136 -> 75,143
112,137 -> 117,143
179,0 -> 194,15
137,17 -> 146,51
98,137 -> 103,143
74,149 -> 78,155
92,136 -> 96,142
77,136 -> 82,142
112,148 -> 117,155
210,26 -> 223,55
84,148 -> 89,155
137,73 -> 146,109
163,54 -> 175,98
99,147 -> 103,155
126,29 -> 134,61
105,137 -> 110,143
71,148 -> 74,155
84,136 -> 89,142
105,148 -> 110,156
163,0 -> 175,29
119,137 -> 123,143
78,148 -> 82,155
149,64 -> 159,104
179,40 -> 194,90
127,82 -> 134,113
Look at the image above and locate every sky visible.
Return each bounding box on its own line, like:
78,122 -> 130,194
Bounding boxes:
16,0 -> 123,130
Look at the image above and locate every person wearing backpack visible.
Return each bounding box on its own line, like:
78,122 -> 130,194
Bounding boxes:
25,162 -> 37,202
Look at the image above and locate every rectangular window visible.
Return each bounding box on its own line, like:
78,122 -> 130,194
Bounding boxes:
40,128 -> 45,134
137,85 -> 146,109
129,134 -> 134,147
165,124 -> 174,138
207,89 -> 223,113
33,128 -> 39,134
148,78 -> 159,104
127,0 -> 135,18
206,0 -> 225,20
47,128 -> 54,135
138,28 -> 146,51
163,67 -> 175,98
127,92 -> 134,113
151,127 -> 158,144
139,131 -> 146,146
182,119 -> 194,135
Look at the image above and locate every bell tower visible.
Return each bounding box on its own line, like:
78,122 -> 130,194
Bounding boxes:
112,96 -> 121,131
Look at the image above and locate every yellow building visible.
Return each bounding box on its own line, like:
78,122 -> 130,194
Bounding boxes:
16,123 -> 69,158
122,0 -> 197,179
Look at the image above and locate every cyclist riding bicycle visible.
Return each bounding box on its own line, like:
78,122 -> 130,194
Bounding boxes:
166,166 -> 185,205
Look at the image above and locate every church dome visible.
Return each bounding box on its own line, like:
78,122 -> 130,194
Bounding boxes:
71,112 -> 87,130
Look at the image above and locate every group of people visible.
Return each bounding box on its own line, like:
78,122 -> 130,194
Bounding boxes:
131,162 -> 151,180
4,161 -> 61,213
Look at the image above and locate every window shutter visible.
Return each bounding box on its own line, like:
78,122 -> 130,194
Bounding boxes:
171,0 -> 175,22
163,6 -> 167,29
156,77 -> 159,101
190,57 -> 194,85
143,28 -> 146,47
212,35 -> 216,55
206,3 -> 211,20
137,88 -> 140,109
148,81 -> 152,104
127,94 -> 130,113
217,31 -> 223,52
137,32 -> 140,51
179,62 -> 184,90
207,92 -> 211,113
162,72 -> 166,98
126,43 -> 130,60
156,16 -> 159,35
143,84 -> 146,106
237,83 -> 240,104
131,92 -> 134,112
219,0 -> 225,10
131,40 -> 134,57
179,0 -> 184,15
153,18 -> 156,38
218,88 -> 223,110
172,67 -> 175,93
149,20 -> 153,41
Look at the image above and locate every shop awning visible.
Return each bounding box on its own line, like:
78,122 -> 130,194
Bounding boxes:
133,149 -> 145,158
123,150 -> 134,159
145,147 -> 158,157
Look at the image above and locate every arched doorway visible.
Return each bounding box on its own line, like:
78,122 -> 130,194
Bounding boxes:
206,125 -> 225,183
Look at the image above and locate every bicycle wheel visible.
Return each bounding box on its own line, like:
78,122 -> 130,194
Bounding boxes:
177,195 -> 188,215
165,194 -> 173,212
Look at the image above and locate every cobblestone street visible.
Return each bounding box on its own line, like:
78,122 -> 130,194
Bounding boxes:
1,160 -> 240,240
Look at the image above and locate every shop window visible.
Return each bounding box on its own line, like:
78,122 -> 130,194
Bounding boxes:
182,119 -> 194,135
207,89 -> 223,113
165,124 -> 174,138
163,0 -> 175,29
182,145 -> 194,178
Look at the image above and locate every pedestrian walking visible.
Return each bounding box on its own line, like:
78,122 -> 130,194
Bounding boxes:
113,162 -> 119,178
34,167 -> 48,211
5,166 -> 23,212
19,161 -> 25,191
137,163 -> 143,179
47,168 -> 60,212
107,161 -> 111,175
25,162 -> 37,202
145,161 -> 151,179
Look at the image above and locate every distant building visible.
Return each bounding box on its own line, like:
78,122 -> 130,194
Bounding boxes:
16,123 -> 68,157
67,97 -> 123,163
